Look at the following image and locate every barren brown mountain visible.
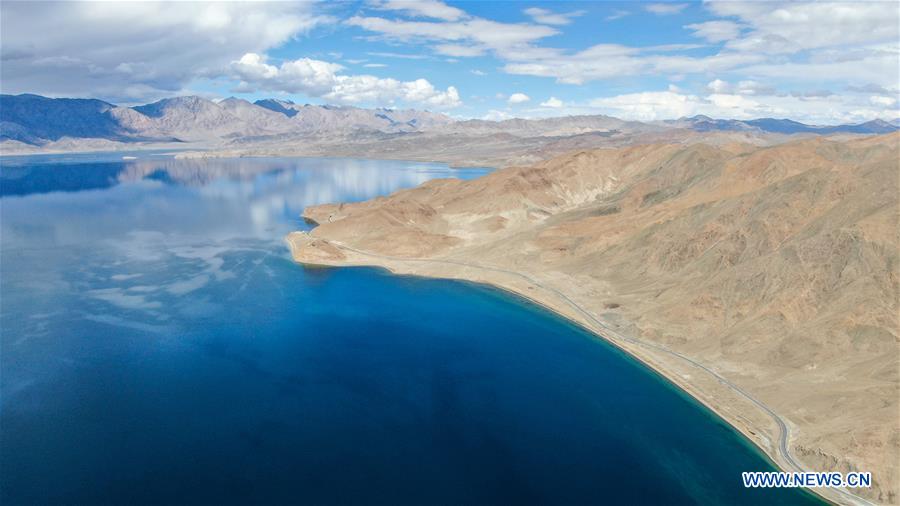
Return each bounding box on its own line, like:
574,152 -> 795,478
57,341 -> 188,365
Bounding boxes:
289,133 -> 900,505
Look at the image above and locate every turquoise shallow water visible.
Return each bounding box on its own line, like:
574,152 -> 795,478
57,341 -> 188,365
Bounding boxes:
0,154 -> 821,504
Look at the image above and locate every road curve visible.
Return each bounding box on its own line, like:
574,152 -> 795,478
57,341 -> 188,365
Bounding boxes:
309,238 -> 874,506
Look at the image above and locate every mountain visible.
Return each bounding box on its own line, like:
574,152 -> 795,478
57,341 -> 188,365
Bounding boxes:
662,115 -> 754,132
666,115 -> 900,135
289,133 -> 900,505
254,98 -> 300,118
254,99 -> 453,133
217,97 -> 295,134
837,118 -> 899,134
446,114 -> 660,137
0,94 -> 455,147
1,93 -> 896,153
125,96 -> 255,141
0,93 -> 143,144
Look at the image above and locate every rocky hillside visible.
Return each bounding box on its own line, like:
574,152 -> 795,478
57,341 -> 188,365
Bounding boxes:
0,94 -> 151,144
293,134 -> 899,504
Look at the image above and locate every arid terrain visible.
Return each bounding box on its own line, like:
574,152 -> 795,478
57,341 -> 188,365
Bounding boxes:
4,94 -> 895,170
289,133 -> 900,505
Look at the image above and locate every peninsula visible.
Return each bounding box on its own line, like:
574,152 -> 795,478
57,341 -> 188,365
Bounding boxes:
288,133 -> 900,506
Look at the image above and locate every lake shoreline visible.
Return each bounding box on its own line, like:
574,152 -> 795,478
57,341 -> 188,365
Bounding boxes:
285,232 -> 858,506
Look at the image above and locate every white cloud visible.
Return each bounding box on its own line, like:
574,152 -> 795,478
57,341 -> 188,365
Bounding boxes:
470,69 -> 487,76
345,13 -> 559,62
434,44 -> 486,57
870,95 -> 898,107
508,93 -> 531,104
363,63 -> 387,68
540,97 -> 564,108
707,79 -> 775,96
482,109 -> 512,121
735,80 -> 776,96
605,9 -> 630,21
585,88 -> 899,124
523,7 -> 586,26
753,46 -> 899,88
0,1 -> 331,102
366,51 -> 430,60
685,20 -> 742,43
709,1 -> 899,53
791,89 -> 835,99
706,93 -> 759,117
232,53 -> 340,95
846,84 -> 895,95
232,53 -> 461,108
645,3 -> 689,16
503,44 -> 644,84
5,0 -> 896,125
589,91 -> 700,121
371,0 -> 466,21
707,79 -> 730,94
501,1 -> 898,100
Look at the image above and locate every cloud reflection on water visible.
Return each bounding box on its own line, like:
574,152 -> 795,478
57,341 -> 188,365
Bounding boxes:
0,156 -> 490,343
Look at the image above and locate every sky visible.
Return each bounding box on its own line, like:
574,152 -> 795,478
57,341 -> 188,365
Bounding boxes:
1,0 -> 898,124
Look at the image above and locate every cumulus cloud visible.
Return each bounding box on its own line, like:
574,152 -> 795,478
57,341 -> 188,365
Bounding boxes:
540,97 -> 564,108
231,53 -> 461,108
589,91 -> 699,121
523,7 -> 586,26
482,109 -> 512,121
707,79 -> 730,94
508,93 -> 531,104
0,1 -> 330,102
586,88 -> 899,124
232,53 -> 340,95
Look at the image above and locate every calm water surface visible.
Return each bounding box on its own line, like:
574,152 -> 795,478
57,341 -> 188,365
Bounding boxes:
0,154 -> 820,504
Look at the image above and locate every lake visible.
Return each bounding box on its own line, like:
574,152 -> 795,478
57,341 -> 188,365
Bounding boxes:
0,154 -> 820,504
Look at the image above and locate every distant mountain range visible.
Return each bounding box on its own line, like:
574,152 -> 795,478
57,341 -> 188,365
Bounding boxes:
1,93 -> 897,148
662,114 -> 898,135
0,94 -> 454,147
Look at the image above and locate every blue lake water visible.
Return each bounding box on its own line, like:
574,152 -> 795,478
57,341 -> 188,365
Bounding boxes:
0,154 -> 820,505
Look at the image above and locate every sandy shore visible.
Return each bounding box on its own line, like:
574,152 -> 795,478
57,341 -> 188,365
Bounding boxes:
286,231 -> 873,506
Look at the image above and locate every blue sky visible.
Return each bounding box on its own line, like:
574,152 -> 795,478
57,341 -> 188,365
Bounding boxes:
2,1 -> 898,123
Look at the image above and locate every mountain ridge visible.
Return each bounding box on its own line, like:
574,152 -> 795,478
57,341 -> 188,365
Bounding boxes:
1,93 -> 896,149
